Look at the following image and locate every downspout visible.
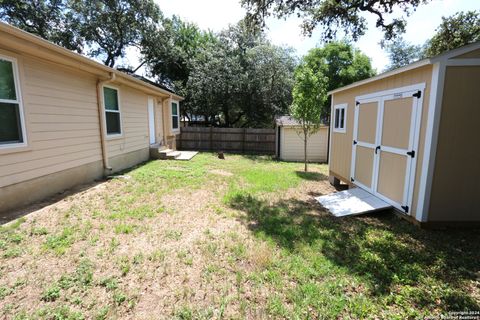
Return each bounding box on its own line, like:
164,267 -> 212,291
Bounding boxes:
161,97 -> 167,146
96,72 -> 116,173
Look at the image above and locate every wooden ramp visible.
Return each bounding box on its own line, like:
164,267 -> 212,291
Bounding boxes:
316,188 -> 391,217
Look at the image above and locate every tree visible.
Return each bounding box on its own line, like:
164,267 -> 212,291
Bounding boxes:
290,63 -> 327,172
142,16 -> 217,121
302,41 -> 375,119
69,0 -> 162,67
425,11 -> 480,57
384,37 -> 425,71
241,0 -> 431,41
0,0 -> 83,52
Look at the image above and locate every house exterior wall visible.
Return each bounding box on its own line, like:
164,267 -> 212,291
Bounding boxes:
279,126 -> 328,162
0,51 -> 102,189
427,66 -> 480,222
329,65 -> 433,218
0,35 -> 171,213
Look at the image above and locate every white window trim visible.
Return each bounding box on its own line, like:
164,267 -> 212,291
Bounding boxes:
171,100 -> 180,133
0,54 -> 28,150
102,84 -> 123,139
333,103 -> 347,133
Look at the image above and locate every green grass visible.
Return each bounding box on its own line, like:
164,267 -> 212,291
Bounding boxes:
1,153 -> 478,319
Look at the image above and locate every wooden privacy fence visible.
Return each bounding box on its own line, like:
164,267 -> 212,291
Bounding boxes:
176,127 -> 276,155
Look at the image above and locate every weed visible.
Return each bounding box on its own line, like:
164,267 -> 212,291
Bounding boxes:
41,285 -> 60,302
44,227 -> 75,255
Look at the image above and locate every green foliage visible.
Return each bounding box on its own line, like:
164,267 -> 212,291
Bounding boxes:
384,37 -> 426,71
425,10 -> 480,57
41,285 -> 61,302
0,0 -> 83,52
145,20 -> 296,127
69,0 -> 161,67
241,0 -> 432,41
44,227 -> 75,255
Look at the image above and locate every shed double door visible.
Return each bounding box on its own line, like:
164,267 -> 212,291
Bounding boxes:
351,86 -> 423,214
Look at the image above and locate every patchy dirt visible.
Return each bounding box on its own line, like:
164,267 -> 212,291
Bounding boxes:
0,160 -> 335,319
208,169 -> 234,177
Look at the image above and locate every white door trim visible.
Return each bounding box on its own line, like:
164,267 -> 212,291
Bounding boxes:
352,83 -> 425,214
148,97 -> 156,145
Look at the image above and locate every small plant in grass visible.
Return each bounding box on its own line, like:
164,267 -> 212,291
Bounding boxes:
44,227 -> 75,255
0,286 -> 13,299
41,285 -> 60,302
30,227 -> 48,236
95,306 -> 109,320
118,256 -> 130,276
165,230 -> 182,240
148,249 -> 166,263
114,224 -> 136,234
113,291 -> 127,306
35,305 -> 84,320
2,247 -> 22,258
99,276 -> 118,291
108,238 -> 120,253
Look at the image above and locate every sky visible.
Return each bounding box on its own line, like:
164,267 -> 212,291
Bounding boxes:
125,0 -> 479,73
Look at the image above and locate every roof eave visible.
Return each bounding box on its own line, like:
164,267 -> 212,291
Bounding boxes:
328,59 -> 432,95
0,22 -> 184,100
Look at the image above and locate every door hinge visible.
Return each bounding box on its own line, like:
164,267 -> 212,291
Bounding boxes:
351,177 -> 355,182
406,150 -> 415,158
353,140 -> 357,145
412,90 -> 421,98
401,205 -> 409,213
356,101 -> 360,106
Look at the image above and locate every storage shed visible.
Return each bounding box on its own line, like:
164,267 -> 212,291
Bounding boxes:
276,116 -> 328,162
327,42 -> 480,227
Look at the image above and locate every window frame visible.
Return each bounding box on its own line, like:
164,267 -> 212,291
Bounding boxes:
102,84 -> 123,139
333,103 -> 347,133
171,100 -> 180,133
0,54 -> 28,150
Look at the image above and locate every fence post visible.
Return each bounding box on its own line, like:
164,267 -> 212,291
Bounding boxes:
209,127 -> 213,152
178,128 -> 182,150
242,128 -> 246,154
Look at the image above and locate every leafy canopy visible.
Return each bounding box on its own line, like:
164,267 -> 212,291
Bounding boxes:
241,0 -> 431,41
384,11 -> 480,70
384,37 -> 425,71
301,41 -> 375,114
425,10 -> 480,57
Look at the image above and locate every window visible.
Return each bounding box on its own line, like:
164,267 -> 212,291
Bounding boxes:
171,101 -> 179,131
103,86 -> 121,136
0,56 -> 26,148
333,104 -> 347,133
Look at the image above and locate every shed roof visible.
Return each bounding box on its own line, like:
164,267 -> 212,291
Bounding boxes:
328,41 -> 480,95
0,22 -> 183,100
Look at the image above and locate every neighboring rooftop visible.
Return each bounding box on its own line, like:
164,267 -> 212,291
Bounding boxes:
275,116 -> 327,127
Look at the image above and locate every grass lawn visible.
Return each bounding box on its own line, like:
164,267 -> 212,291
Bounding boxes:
0,153 -> 479,319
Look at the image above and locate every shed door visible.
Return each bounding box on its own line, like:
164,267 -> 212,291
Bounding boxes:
351,86 -> 423,214
351,101 -> 380,193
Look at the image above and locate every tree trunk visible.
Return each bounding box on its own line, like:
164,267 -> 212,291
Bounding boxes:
304,129 -> 308,172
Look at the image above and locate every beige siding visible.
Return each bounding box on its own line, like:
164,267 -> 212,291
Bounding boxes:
280,127 -> 328,162
428,66 -> 480,221
0,55 -> 102,188
330,65 -> 433,217
106,86 -> 149,158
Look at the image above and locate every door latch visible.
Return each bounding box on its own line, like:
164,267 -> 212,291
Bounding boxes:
375,146 -> 381,154
406,150 -> 415,158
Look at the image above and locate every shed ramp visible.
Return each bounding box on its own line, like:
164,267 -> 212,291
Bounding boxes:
316,188 -> 392,217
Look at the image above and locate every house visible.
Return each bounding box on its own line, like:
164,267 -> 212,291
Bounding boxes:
0,22 -> 183,213
275,116 -> 328,163
327,41 -> 480,227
